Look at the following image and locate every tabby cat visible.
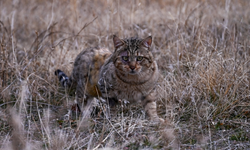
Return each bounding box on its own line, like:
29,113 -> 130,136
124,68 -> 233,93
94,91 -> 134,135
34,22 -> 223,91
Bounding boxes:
55,35 -> 164,122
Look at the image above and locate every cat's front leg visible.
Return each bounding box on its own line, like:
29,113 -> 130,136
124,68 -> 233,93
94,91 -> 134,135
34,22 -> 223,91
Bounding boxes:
142,90 -> 164,123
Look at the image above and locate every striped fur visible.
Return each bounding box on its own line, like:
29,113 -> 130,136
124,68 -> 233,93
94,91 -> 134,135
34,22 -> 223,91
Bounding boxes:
55,69 -> 71,88
55,36 -> 164,123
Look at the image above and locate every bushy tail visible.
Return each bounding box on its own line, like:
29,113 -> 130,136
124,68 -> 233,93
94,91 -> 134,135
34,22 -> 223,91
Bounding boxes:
55,69 -> 71,88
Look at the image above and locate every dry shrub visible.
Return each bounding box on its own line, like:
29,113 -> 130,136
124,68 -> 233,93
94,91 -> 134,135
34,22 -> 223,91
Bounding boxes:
0,0 -> 250,149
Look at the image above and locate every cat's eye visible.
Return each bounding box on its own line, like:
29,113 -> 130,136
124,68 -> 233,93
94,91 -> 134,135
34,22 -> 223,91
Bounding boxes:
136,56 -> 143,61
122,56 -> 129,61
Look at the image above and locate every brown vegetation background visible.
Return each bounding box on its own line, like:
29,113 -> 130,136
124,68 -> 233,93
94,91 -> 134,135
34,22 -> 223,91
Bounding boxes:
0,0 -> 250,149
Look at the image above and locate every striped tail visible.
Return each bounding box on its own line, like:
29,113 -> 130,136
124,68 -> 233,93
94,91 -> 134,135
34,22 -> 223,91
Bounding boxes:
55,69 -> 71,88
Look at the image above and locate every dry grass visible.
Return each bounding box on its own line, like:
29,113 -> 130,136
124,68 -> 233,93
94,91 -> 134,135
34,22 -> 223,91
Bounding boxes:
1,0 -> 250,149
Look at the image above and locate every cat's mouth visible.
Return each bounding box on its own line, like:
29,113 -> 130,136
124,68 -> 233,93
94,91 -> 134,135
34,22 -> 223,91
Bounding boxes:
129,70 -> 137,74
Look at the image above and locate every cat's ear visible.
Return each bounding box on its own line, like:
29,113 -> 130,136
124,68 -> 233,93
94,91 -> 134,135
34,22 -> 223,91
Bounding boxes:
141,36 -> 152,49
113,35 -> 125,50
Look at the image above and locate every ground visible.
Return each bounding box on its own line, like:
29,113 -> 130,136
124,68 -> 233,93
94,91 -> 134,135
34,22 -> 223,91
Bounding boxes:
0,0 -> 250,149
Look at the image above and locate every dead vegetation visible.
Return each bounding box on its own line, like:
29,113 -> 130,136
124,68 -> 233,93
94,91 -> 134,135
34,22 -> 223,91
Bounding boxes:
0,0 -> 250,149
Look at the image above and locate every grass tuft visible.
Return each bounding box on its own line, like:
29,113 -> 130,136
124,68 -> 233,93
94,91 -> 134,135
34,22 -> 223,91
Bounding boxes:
1,0 -> 250,149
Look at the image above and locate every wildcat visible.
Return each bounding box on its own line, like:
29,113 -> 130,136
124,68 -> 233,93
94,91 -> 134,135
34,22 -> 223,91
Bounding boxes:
55,35 -> 164,122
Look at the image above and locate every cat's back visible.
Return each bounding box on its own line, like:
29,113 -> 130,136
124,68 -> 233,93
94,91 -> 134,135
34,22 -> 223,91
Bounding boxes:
73,47 -> 111,69
71,47 -> 112,97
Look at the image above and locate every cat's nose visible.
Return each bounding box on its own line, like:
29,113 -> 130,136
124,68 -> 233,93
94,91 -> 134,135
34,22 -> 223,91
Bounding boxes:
129,65 -> 135,70
129,61 -> 136,70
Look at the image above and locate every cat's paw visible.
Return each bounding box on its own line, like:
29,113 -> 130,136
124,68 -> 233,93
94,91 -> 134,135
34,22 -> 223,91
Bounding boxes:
158,118 -> 165,124
151,117 -> 165,124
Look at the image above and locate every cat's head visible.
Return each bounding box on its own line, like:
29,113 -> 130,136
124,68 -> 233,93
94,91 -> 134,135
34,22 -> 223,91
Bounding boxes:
112,35 -> 154,75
